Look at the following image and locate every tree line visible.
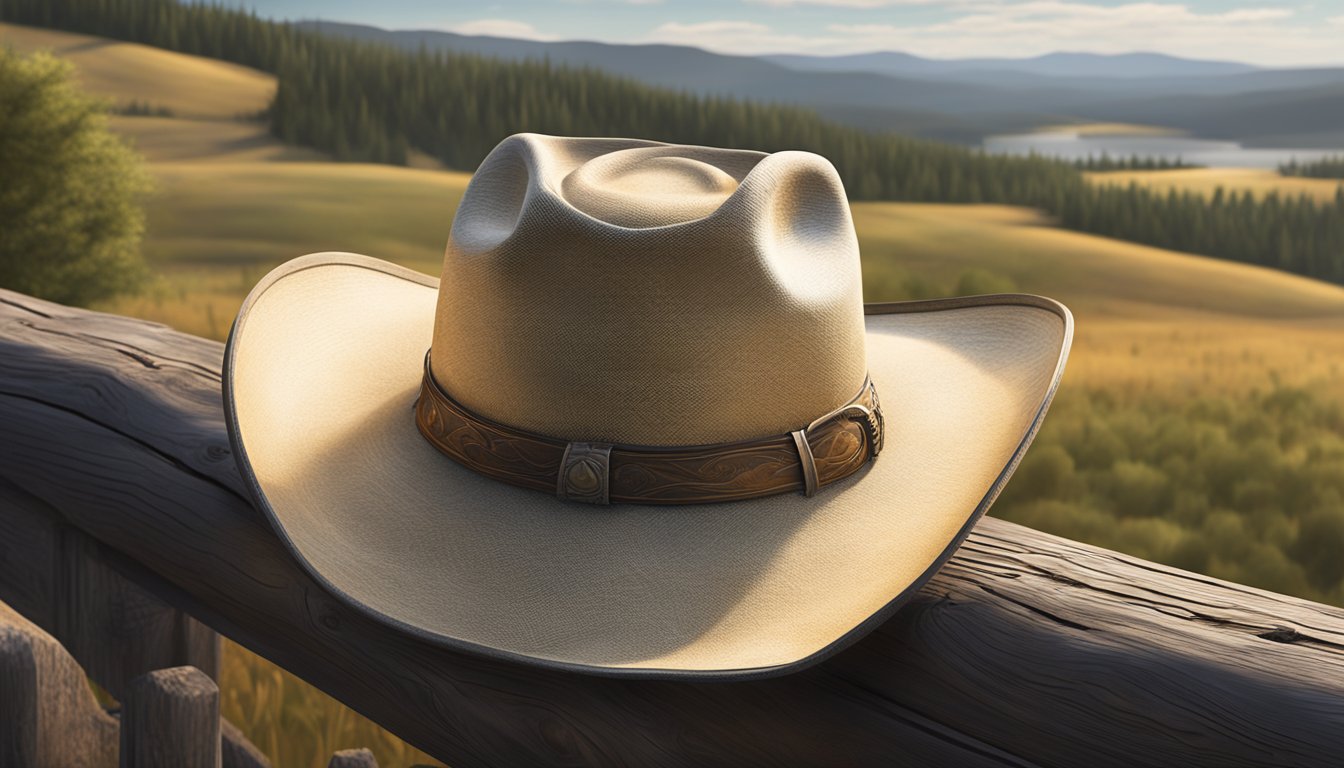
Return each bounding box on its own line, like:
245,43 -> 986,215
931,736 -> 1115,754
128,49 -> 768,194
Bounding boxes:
4,0 -> 1343,286
1280,156 -> 1344,180
1074,153 -> 1199,171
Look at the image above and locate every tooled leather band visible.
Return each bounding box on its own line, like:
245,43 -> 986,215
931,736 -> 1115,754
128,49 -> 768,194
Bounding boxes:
414,354 -> 883,505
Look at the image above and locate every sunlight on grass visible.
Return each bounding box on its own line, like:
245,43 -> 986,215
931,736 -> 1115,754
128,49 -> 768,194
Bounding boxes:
220,639 -> 445,768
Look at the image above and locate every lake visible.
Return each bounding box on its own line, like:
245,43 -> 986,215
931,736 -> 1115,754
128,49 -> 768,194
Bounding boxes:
983,132 -> 1342,169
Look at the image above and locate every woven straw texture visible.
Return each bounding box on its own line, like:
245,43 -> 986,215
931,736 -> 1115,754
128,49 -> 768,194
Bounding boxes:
431,134 -> 869,445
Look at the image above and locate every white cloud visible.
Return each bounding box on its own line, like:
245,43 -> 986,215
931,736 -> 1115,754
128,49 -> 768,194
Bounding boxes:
645,20 -> 843,52
776,2 -> 1337,66
447,19 -> 558,41
448,3 -> 1342,67
746,0 -> 948,7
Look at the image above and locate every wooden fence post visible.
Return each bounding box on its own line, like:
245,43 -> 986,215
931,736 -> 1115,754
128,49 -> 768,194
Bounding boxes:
221,720 -> 272,768
59,527 -> 221,701
0,479 -> 219,700
120,666 -> 222,768
0,600 -> 119,768
327,748 -> 380,767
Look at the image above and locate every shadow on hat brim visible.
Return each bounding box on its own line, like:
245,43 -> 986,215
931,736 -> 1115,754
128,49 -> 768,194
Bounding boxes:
224,252 -> 1072,680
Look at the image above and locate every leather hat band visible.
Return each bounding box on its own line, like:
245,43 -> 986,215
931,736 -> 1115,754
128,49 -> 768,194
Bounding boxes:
414,354 -> 883,505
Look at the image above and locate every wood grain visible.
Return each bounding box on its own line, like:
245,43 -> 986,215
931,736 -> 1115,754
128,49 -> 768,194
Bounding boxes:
220,719 -> 271,768
120,666 -> 222,768
59,528 -> 220,702
0,598 -> 119,768
1,288 -> 1343,767
327,748 -> 379,768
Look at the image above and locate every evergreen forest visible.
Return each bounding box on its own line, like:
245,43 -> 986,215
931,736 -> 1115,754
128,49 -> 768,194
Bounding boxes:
1281,155 -> 1344,180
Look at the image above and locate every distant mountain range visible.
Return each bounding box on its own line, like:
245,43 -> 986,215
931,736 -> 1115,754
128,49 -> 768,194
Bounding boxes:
297,20 -> 1344,148
763,51 -> 1259,79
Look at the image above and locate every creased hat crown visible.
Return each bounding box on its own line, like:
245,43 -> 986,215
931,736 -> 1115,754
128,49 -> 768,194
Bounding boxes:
430,133 -> 868,446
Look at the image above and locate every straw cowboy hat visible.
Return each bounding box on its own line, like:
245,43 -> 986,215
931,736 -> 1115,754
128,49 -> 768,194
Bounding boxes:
224,133 -> 1072,679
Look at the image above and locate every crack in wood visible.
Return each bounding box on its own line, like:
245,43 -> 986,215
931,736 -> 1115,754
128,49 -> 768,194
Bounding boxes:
975,584 -> 1092,631
0,390 -> 247,506
0,295 -> 53,318
12,319 -> 222,379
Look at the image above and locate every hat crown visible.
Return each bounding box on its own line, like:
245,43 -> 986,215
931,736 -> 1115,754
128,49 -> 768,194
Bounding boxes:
431,133 -> 868,446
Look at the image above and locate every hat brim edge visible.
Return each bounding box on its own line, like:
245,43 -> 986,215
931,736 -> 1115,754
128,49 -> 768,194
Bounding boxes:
223,252 -> 1074,682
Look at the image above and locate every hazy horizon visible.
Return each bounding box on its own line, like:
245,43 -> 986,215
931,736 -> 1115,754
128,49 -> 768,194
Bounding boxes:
197,0 -> 1344,68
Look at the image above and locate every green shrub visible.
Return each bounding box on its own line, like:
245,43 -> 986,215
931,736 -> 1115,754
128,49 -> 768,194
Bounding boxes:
995,386 -> 1344,605
1293,507 -> 1344,590
0,47 -> 149,305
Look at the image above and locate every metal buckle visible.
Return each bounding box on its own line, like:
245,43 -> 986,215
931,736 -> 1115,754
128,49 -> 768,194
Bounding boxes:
804,380 -> 883,461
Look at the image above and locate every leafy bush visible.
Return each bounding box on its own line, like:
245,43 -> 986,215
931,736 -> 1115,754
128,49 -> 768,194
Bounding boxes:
0,47 -> 149,304
997,386 -> 1344,605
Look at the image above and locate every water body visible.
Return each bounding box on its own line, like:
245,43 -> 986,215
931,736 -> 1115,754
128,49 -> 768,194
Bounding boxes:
983,132 -> 1342,169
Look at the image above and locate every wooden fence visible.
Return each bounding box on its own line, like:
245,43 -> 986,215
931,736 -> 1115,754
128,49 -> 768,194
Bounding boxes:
1,287 -> 1343,766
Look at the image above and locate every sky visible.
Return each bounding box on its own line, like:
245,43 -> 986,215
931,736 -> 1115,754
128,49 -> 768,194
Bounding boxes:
225,1 -> 1344,66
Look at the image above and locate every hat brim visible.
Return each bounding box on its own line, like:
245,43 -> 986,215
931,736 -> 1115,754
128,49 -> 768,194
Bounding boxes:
224,252 -> 1072,680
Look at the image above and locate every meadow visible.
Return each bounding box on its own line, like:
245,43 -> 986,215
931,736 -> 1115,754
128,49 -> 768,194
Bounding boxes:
7,20 -> 1344,767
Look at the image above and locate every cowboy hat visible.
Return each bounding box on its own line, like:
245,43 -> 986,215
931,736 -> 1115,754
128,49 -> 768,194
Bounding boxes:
224,133 -> 1072,679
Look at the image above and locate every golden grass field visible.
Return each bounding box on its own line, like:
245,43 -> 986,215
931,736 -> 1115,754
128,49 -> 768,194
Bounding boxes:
8,21 -> 1344,767
851,203 -> 1344,401
1087,166 -> 1344,204
0,22 -> 274,118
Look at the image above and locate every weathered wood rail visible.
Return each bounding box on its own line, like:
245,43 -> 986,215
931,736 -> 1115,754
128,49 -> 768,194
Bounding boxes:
2,287 -> 1344,767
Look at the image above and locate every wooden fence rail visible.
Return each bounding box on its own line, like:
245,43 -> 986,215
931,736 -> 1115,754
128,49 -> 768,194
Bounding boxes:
2,287 -> 1344,767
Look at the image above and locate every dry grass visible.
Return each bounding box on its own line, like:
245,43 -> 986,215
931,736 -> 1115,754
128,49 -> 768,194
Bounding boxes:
1086,167 -> 1344,204
97,161 -> 471,338
220,639 -> 445,768
108,116 -> 327,163
851,202 -> 1344,403
0,22 -> 273,118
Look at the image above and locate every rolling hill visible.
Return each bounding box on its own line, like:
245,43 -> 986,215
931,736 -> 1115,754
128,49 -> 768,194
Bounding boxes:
0,22 -> 272,119
0,22 -> 307,162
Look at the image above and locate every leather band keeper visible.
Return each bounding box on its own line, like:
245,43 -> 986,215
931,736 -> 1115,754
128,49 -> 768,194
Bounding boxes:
414,354 -> 883,505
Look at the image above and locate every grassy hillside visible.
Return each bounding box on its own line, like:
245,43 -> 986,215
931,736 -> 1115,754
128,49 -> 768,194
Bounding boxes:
0,21 -> 272,118
105,116 -> 325,162
0,22 -> 303,164
853,203 -> 1344,399
1088,167 -> 1344,205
